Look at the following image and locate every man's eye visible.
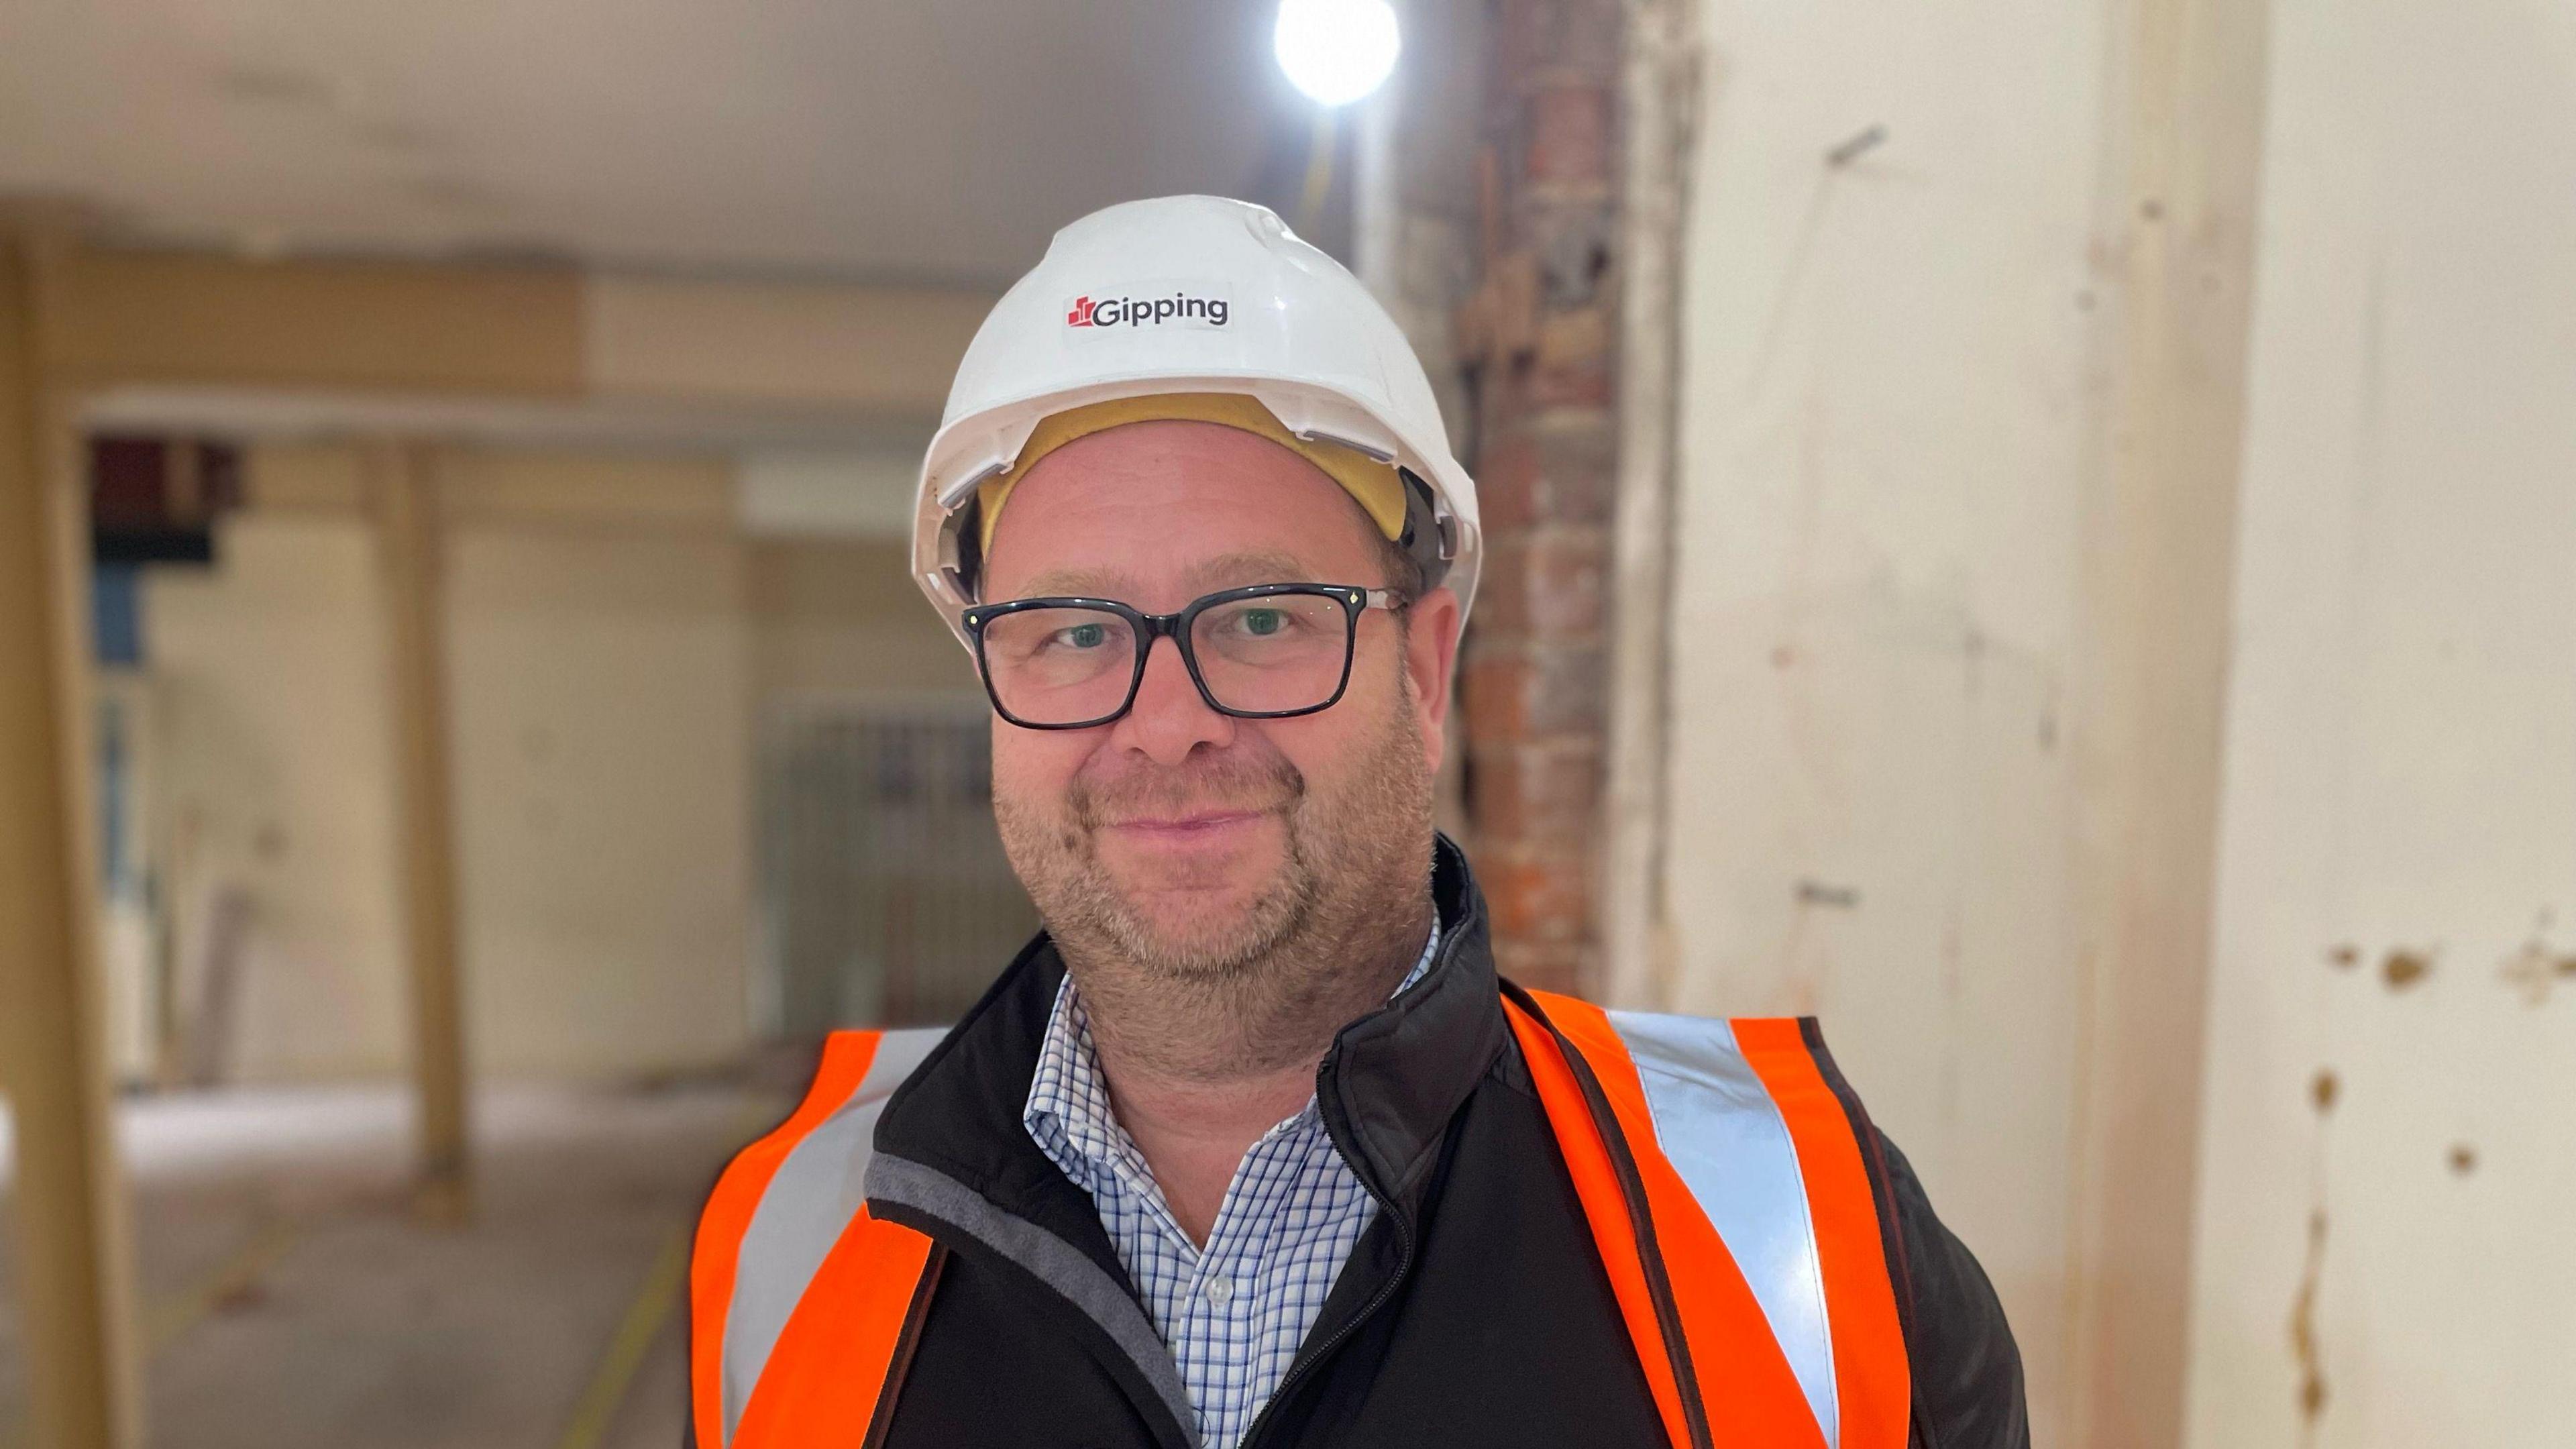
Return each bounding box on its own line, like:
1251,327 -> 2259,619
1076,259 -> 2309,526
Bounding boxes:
1057,623 -> 1108,649
1240,608 -> 1285,637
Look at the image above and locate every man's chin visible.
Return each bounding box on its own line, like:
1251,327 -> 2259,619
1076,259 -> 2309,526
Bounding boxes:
1104,910 -> 1278,977
1089,846 -> 1299,974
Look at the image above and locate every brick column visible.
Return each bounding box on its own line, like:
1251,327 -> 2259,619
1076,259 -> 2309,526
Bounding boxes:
1456,0 -> 1623,998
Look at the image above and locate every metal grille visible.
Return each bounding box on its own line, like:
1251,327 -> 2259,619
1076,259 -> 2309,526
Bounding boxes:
757,698 -> 1038,1035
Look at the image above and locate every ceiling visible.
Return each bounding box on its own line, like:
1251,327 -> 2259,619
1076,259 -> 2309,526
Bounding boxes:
0,0 -> 1346,285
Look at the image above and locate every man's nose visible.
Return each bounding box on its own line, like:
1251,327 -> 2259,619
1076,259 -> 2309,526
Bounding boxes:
1111,635 -> 1232,765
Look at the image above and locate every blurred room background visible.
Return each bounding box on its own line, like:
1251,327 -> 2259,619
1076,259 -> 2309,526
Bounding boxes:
1,2 -> 2568,1447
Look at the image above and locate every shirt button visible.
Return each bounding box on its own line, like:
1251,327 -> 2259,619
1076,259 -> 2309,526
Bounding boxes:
1203,1277 -> 1234,1307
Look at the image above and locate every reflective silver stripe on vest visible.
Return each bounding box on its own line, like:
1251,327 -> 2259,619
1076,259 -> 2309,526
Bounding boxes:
1605,1011 -> 1839,1448
721,1027 -> 947,1447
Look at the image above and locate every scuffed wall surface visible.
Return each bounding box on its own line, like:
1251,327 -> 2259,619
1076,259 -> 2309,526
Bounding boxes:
144,515 -> 408,1081
1661,4 -> 2114,1439
2184,3 -> 2576,1444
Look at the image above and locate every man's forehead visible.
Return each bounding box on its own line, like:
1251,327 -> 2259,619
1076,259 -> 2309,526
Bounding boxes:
1011,549 -> 1314,602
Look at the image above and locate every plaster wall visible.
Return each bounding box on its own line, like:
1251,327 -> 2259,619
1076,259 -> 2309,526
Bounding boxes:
441,453 -> 756,1081
142,511 -> 408,1083
2182,3 -> 2576,1444
1658,4 -> 2129,1438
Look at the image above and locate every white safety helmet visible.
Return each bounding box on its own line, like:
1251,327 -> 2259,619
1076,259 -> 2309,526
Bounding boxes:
912,195 -> 1481,647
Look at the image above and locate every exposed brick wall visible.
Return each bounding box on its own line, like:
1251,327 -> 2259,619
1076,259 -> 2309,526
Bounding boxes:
1456,0 -> 1623,998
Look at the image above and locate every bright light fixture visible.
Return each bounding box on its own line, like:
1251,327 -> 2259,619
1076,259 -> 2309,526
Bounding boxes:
1274,0 -> 1401,107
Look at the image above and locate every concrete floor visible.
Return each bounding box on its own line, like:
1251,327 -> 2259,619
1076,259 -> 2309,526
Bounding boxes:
0,1075 -> 792,1449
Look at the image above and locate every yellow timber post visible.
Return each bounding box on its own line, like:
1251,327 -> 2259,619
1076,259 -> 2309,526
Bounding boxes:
0,229 -> 144,1449
374,441 -> 474,1224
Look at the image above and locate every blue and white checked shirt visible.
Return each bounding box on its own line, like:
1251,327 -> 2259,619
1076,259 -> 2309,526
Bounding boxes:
1022,918 -> 1441,1449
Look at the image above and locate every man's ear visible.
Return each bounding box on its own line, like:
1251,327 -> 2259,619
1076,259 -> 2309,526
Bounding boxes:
1403,588 -> 1464,774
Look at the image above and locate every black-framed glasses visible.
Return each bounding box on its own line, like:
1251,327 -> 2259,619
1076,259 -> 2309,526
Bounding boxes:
961,583 -> 1403,729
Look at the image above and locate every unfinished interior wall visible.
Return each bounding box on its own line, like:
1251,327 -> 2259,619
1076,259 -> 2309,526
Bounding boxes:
1646,0 -> 2273,1438
441,448 -> 756,1080
1454,0 -> 1624,997
140,482 -> 405,1083
129,443 -> 759,1082
2183,2 -> 2576,1444
1654,6 -> 2119,1439
111,441 -> 965,1084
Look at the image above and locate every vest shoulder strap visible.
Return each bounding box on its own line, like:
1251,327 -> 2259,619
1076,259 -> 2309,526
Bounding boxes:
1504,988 -> 1910,1449
691,1028 -> 947,1449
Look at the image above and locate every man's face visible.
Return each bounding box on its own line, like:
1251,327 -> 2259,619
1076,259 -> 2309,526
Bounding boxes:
977,421 -> 1460,980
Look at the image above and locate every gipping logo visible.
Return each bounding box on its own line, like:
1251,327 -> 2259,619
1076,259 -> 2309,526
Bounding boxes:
1064,286 -> 1230,332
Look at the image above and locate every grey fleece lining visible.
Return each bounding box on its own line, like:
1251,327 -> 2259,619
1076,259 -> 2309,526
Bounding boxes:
865,1152 -> 1201,1448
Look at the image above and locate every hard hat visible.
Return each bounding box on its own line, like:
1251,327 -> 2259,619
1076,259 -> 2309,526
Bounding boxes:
912,195 -> 1481,648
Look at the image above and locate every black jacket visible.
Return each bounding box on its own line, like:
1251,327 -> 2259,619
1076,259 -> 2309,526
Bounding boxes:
853,841 -> 2027,1448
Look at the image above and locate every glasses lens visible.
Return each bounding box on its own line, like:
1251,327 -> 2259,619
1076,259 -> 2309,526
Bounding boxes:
979,606 -> 1138,724
1189,593 -> 1352,714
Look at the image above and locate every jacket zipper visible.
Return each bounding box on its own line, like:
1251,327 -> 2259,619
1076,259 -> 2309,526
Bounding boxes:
1233,916 -> 1477,1448
1232,1189 -> 1416,1449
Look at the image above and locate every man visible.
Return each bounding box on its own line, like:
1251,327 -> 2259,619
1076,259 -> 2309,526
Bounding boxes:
692,196 -> 2025,1449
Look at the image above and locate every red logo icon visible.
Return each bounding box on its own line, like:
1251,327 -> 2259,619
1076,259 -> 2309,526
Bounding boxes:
1066,296 -> 1097,327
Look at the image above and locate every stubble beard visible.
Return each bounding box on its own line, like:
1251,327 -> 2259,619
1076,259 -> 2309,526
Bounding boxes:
994,692 -> 1436,1083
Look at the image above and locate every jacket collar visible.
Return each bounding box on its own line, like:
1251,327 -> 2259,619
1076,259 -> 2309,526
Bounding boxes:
872,833 -> 1505,1226
1315,836 -> 1505,1206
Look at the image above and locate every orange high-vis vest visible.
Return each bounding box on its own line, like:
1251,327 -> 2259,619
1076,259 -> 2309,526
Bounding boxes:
690,989 -> 1911,1449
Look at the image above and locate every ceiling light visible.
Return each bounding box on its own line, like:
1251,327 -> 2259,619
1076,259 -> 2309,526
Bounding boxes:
1274,0 -> 1401,107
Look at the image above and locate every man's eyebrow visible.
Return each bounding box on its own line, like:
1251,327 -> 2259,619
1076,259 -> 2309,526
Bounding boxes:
1184,551 -> 1311,589
1008,567 -> 1133,599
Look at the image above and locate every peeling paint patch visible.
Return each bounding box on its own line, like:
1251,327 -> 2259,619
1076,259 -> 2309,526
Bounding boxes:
2381,948 -> 2433,991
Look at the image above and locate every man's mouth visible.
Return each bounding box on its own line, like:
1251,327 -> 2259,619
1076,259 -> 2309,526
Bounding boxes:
1068,755 -> 1305,847
1100,808 -> 1270,839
